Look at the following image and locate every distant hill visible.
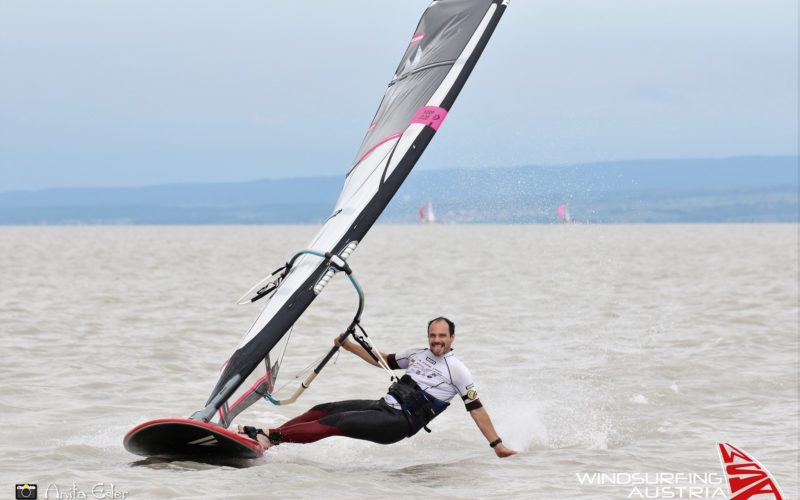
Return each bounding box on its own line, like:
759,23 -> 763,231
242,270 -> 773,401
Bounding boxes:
1,156 -> 796,224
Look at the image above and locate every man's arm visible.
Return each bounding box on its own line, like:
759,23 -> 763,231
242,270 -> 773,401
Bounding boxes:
335,336 -> 390,368
469,406 -> 518,458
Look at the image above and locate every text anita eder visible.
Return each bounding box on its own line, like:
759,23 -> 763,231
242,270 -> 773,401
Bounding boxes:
40,483 -> 128,499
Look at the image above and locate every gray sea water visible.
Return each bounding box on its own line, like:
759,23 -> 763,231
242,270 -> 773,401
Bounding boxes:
1,224 -> 797,499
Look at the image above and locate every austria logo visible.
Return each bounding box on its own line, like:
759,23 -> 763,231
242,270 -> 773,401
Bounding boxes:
717,443 -> 783,499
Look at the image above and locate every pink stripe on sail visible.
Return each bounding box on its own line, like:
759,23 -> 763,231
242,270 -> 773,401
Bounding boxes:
357,132 -> 402,164
410,106 -> 448,131
411,33 -> 426,43
228,372 -> 272,412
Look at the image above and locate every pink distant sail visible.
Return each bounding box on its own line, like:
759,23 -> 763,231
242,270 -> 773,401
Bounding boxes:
419,201 -> 436,223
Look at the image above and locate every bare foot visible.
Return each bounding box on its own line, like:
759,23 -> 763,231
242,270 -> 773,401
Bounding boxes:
255,432 -> 272,449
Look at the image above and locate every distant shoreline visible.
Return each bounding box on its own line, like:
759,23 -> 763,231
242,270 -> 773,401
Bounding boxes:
1,156 -> 796,225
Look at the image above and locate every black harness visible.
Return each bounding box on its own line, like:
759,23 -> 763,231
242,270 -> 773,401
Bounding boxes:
387,374 -> 450,436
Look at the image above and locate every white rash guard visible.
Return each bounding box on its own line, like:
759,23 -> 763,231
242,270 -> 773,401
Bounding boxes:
384,348 -> 482,412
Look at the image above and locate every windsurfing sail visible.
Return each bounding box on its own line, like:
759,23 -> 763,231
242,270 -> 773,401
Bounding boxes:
557,203 -> 572,223
193,0 -> 509,423
419,201 -> 437,223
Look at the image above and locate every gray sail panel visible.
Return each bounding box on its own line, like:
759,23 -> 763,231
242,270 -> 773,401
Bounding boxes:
353,0 -> 496,165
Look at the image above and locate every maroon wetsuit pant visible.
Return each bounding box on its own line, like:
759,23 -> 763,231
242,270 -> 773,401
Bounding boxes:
271,399 -> 409,445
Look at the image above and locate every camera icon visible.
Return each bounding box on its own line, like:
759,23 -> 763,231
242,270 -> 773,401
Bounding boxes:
16,483 -> 37,499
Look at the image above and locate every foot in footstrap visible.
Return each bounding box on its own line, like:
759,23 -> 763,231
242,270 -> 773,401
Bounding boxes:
237,425 -> 281,448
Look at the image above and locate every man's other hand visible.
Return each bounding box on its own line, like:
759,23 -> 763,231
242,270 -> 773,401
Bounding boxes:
494,443 -> 518,458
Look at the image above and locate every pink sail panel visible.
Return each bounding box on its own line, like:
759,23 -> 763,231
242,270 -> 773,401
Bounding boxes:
410,106 -> 448,131
557,204 -> 567,220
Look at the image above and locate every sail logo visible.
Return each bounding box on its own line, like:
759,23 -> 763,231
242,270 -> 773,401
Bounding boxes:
717,443 -> 783,499
410,106 -> 448,131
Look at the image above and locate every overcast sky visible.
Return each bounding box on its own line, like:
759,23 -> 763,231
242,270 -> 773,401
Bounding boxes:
1,0 -> 797,191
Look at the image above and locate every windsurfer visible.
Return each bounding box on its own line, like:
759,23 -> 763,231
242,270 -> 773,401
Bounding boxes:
238,317 -> 517,458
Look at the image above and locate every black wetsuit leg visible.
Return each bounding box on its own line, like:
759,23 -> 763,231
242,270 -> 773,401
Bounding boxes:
317,399 -> 409,445
274,399 -> 409,445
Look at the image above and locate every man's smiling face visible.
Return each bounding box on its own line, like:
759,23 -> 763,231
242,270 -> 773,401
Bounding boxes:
427,318 -> 454,356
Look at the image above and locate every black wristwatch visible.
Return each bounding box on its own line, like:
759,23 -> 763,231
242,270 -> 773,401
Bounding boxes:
489,438 -> 502,448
